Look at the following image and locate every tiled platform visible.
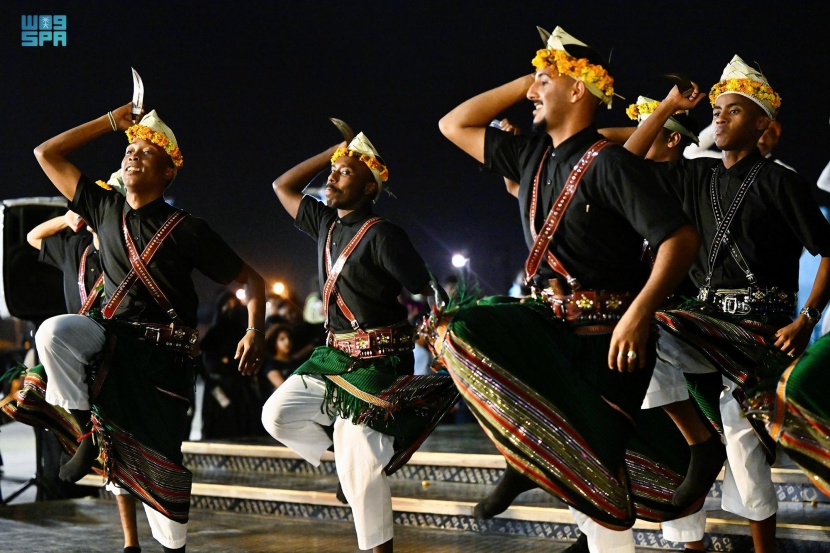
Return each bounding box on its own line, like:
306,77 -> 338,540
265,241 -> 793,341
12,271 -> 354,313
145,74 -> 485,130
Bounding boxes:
0,498 -> 585,552
4,421 -> 830,551
70,423 -> 830,552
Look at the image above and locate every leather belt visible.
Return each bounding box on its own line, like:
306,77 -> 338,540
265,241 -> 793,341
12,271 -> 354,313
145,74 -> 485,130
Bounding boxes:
540,288 -> 634,323
328,323 -> 416,359
697,286 -> 796,316
121,321 -> 200,356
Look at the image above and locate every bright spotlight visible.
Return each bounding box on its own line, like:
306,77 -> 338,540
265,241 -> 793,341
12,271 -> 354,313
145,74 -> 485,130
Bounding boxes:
273,282 -> 286,296
451,254 -> 468,268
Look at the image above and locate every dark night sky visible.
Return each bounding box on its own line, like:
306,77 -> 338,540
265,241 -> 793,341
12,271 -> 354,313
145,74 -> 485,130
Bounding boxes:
4,1 -> 830,305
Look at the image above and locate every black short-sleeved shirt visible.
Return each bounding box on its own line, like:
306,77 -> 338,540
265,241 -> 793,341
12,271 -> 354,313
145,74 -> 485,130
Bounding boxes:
295,195 -> 430,333
39,231 -> 101,314
70,175 -> 244,327
648,151 -> 830,290
484,125 -> 689,290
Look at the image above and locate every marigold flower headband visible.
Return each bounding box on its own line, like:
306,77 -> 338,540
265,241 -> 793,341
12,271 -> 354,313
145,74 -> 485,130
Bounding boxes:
126,124 -> 184,168
709,55 -> 781,119
531,48 -> 615,108
330,147 -> 389,183
708,79 -> 781,117
625,100 -> 686,121
626,96 -> 699,145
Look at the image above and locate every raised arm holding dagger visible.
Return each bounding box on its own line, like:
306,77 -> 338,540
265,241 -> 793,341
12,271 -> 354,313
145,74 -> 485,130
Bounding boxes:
28,69 -> 266,553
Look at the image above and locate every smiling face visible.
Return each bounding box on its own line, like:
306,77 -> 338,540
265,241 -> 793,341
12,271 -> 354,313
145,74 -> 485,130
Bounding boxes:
526,69 -> 575,132
324,154 -> 377,211
121,138 -> 176,192
712,93 -> 770,152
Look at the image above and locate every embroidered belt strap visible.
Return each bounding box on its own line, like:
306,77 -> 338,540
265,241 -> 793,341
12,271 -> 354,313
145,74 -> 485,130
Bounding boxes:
327,322 -> 416,359
78,244 -> 105,315
101,210 -> 188,320
323,217 -> 385,330
703,159 -> 768,290
525,139 -> 611,289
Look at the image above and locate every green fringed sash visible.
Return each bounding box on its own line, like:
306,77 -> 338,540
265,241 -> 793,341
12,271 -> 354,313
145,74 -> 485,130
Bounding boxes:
294,346 -> 459,448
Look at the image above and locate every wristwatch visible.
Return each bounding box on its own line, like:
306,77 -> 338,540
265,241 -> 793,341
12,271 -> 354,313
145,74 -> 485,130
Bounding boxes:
800,306 -> 822,323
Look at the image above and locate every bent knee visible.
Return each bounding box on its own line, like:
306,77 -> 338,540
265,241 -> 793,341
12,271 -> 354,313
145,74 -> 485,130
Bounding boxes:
261,393 -> 288,437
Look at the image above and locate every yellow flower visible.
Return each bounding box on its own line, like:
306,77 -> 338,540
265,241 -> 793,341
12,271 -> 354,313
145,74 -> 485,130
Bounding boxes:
531,48 -> 614,106
125,125 -> 184,168
331,148 -> 389,182
708,78 -> 781,110
626,100 -> 687,121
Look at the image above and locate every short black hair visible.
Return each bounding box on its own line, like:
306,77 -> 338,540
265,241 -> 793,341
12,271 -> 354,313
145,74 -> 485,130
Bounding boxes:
670,112 -> 701,149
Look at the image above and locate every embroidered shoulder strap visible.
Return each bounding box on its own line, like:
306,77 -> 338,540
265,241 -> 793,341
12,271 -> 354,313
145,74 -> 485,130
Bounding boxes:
77,244 -> 104,315
101,210 -> 188,320
702,158 -> 768,290
322,216 -> 385,330
525,139 -> 611,289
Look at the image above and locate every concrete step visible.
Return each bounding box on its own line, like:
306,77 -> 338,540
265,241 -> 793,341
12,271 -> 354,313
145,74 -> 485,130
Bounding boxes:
78,471 -> 830,552
75,436 -> 830,552
180,440 -> 830,505
0,498 -> 594,552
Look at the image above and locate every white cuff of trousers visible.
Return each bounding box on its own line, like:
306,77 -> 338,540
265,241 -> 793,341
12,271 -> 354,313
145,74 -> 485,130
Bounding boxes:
641,358 -> 690,409
144,503 -> 187,549
569,507 -> 635,553
719,379 -> 778,520
661,510 -> 706,543
334,416 -> 395,550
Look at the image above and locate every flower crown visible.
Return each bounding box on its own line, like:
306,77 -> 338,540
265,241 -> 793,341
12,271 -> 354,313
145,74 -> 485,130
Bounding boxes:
331,147 -> 389,182
625,100 -> 686,121
531,48 -> 614,106
126,124 -> 184,168
709,78 -> 781,112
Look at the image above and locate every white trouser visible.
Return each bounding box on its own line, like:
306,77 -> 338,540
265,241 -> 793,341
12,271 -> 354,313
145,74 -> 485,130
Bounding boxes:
661,509 -> 707,543
262,374 -> 394,550
656,329 -> 777,520
570,507 -> 634,553
144,503 -> 188,549
719,376 -> 777,520
41,315 -> 189,548
105,481 -> 187,548
35,314 -> 107,410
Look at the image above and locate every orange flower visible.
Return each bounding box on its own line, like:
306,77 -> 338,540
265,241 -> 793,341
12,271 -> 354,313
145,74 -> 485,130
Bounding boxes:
708,78 -> 781,110
125,125 -> 184,168
331,148 -> 389,182
531,48 -> 614,106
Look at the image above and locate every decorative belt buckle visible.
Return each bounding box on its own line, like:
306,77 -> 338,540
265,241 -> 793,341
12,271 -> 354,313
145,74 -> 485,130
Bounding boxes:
721,296 -> 739,314
355,331 -> 372,352
549,297 -> 566,320
720,295 -> 751,315
375,330 -> 392,347
144,326 -> 162,343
